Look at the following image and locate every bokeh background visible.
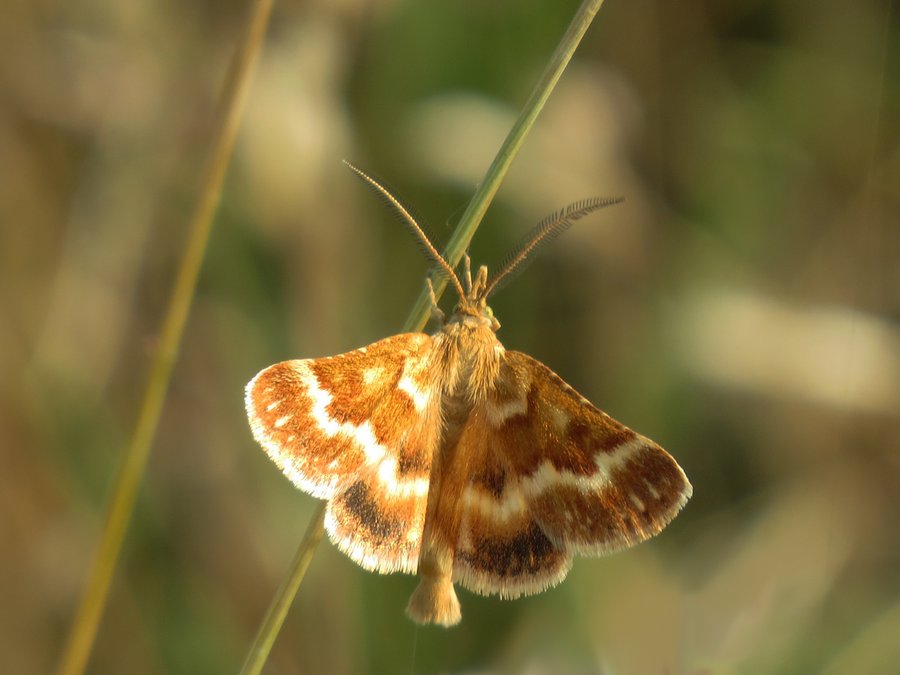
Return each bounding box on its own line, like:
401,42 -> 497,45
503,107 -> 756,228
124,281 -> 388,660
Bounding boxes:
2,0 -> 898,673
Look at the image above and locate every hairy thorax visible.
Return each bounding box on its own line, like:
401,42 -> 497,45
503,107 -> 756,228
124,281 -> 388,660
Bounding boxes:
433,311 -> 504,432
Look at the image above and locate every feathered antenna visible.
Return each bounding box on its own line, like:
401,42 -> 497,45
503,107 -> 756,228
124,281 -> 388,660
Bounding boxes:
480,196 -> 622,299
343,161 -> 466,302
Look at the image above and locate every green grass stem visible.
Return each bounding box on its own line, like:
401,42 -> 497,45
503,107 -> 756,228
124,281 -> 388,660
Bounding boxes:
239,504 -> 327,675
54,1 -> 275,673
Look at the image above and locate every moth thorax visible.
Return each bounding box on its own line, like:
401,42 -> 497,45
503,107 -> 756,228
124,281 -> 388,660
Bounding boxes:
439,317 -> 503,406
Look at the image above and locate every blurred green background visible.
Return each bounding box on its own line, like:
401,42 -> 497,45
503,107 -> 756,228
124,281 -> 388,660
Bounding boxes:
2,1 -> 898,673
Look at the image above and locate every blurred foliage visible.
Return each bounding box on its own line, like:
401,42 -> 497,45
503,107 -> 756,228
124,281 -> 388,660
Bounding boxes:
1,0 -> 898,673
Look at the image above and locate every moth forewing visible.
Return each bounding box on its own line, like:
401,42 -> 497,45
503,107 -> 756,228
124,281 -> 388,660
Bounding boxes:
245,165 -> 691,627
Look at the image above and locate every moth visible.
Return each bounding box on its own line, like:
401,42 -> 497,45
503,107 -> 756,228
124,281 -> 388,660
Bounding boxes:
245,164 -> 692,626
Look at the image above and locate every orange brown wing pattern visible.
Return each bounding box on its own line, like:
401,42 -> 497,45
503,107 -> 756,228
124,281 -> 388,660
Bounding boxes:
450,351 -> 691,597
245,332 -> 441,573
500,351 -> 692,556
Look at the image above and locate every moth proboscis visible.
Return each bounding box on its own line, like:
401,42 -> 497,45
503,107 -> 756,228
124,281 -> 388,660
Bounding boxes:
245,163 -> 692,626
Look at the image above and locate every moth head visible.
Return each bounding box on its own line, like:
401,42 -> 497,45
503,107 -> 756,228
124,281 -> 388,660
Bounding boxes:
450,260 -> 501,331
344,160 -> 621,331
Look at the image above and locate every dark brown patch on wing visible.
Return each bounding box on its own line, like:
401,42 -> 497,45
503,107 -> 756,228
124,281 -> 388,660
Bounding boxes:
336,480 -> 405,541
471,464 -> 506,499
453,504 -> 571,598
327,468 -> 429,575
398,447 -> 429,474
461,521 -> 558,578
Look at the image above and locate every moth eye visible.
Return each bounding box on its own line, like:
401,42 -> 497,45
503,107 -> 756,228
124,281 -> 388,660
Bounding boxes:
484,306 -> 500,328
